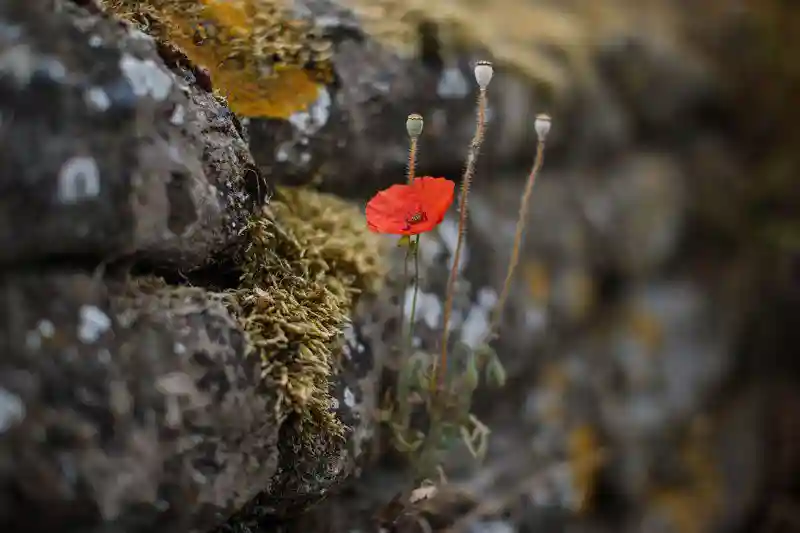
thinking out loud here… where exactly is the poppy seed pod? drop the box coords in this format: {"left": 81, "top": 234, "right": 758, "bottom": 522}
{"left": 406, "top": 113, "right": 424, "bottom": 138}
{"left": 474, "top": 60, "right": 493, "bottom": 89}
{"left": 534, "top": 113, "right": 551, "bottom": 141}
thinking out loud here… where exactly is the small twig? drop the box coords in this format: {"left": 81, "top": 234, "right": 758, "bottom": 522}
{"left": 488, "top": 114, "right": 551, "bottom": 338}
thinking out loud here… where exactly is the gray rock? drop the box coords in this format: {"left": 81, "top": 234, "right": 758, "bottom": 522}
{"left": 245, "top": 0, "right": 542, "bottom": 194}
{"left": 0, "top": 273, "right": 380, "bottom": 532}
{"left": 0, "top": 0, "right": 264, "bottom": 270}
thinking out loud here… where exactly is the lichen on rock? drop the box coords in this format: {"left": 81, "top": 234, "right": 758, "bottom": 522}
{"left": 226, "top": 186, "right": 387, "bottom": 437}
{"left": 104, "top": 0, "right": 334, "bottom": 117}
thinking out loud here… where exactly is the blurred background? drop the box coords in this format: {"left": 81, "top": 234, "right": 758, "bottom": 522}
{"left": 289, "top": 0, "right": 800, "bottom": 532}
{"left": 3, "top": 1, "right": 799, "bottom": 532}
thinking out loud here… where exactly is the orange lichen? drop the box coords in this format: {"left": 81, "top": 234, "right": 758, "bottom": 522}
{"left": 650, "top": 417, "right": 721, "bottom": 533}
{"left": 341, "top": 0, "right": 684, "bottom": 91}
{"left": 567, "top": 424, "right": 604, "bottom": 513}
{"left": 628, "top": 309, "right": 665, "bottom": 355}
{"left": 105, "top": 0, "right": 333, "bottom": 118}
{"left": 524, "top": 261, "right": 551, "bottom": 303}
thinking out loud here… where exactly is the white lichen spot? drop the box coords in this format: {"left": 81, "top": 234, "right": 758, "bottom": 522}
{"left": 126, "top": 28, "right": 155, "bottom": 43}
{"left": 404, "top": 290, "right": 442, "bottom": 330}
{"left": 120, "top": 55, "right": 173, "bottom": 101}
{"left": 26, "top": 319, "right": 55, "bottom": 350}
{"left": 461, "top": 307, "right": 490, "bottom": 348}
{"left": 170, "top": 104, "right": 185, "bottom": 125}
{"left": 476, "top": 287, "right": 498, "bottom": 308}
{"left": 471, "top": 521, "right": 515, "bottom": 533}
{"left": 0, "top": 44, "right": 36, "bottom": 85}
{"left": 1, "top": 43, "right": 66, "bottom": 85}
{"left": 524, "top": 306, "right": 547, "bottom": 332}
{"left": 155, "top": 372, "right": 197, "bottom": 396}
{"left": 26, "top": 318, "right": 56, "bottom": 350}
{"left": 98, "top": 349, "right": 112, "bottom": 364}
{"left": 84, "top": 87, "right": 110, "bottom": 111}
{"left": 37, "top": 319, "right": 55, "bottom": 338}
{"left": 436, "top": 67, "right": 469, "bottom": 98}
{"left": 343, "top": 387, "right": 356, "bottom": 408}
{"left": 459, "top": 287, "right": 498, "bottom": 347}
{"left": 43, "top": 58, "right": 67, "bottom": 81}
{"left": 0, "top": 387, "right": 24, "bottom": 433}
{"left": 276, "top": 143, "right": 290, "bottom": 162}
{"left": 287, "top": 86, "right": 331, "bottom": 135}
{"left": 438, "top": 218, "right": 468, "bottom": 273}
{"left": 58, "top": 156, "right": 100, "bottom": 204}
{"left": 342, "top": 325, "right": 356, "bottom": 345}
{"left": 25, "top": 331, "right": 41, "bottom": 351}
{"left": 78, "top": 305, "right": 111, "bottom": 343}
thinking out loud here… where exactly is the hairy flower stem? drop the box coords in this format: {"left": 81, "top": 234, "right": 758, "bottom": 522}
{"left": 436, "top": 88, "right": 488, "bottom": 390}
{"left": 407, "top": 137, "right": 418, "bottom": 184}
{"left": 489, "top": 140, "right": 546, "bottom": 337}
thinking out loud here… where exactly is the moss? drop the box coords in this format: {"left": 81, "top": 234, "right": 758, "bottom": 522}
{"left": 226, "top": 187, "right": 387, "bottom": 436}
{"left": 103, "top": 0, "right": 333, "bottom": 118}
{"left": 340, "top": 0, "right": 680, "bottom": 91}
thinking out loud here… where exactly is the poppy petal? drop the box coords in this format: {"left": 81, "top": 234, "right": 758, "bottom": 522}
{"left": 413, "top": 177, "right": 455, "bottom": 223}
{"left": 366, "top": 184, "right": 415, "bottom": 234}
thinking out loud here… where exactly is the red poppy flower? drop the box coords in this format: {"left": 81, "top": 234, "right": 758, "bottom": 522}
{"left": 366, "top": 177, "right": 455, "bottom": 235}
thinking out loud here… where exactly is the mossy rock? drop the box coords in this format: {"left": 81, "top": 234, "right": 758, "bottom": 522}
{"left": 0, "top": 187, "right": 389, "bottom": 533}
{"left": 226, "top": 186, "right": 386, "bottom": 437}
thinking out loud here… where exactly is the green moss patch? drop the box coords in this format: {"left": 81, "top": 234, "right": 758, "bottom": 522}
{"left": 226, "top": 187, "right": 387, "bottom": 436}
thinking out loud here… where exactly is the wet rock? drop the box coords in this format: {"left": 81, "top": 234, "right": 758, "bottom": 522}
{"left": 0, "top": 272, "right": 381, "bottom": 533}
{"left": 0, "top": 0, "right": 264, "bottom": 270}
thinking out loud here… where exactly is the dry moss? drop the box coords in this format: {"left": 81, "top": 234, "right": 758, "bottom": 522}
{"left": 227, "top": 187, "right": 387, "bottom": 435}
{"left": 341, "top": 0, "right": 683, "bottom": 91}
{"left": 104, "top": 0, "right": 333, "bottom": 118}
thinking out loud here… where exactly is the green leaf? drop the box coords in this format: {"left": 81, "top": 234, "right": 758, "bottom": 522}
{"left": 397, "top": 235, "right": 411, "bottom": 247}
{"left": 473, "top": 343, "right": 497, "bottom": 368}
{"left": 463, "top": 349, "right": 479, "bottom": 391}
{"left": 485, "top": 355, "right": 507, "bottom": 388}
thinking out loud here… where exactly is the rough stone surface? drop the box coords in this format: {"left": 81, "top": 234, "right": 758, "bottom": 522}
{"left": 0, "top": 272, "right": 381, "bottom": 533}
{"left": 244, "top": 0, "right": 546, "bottom": 194}
{"left": 0, "top": 0, "right": 264, "bottom": 270}
{"left": 241, "top": 0, "right": 718, "bottom": 196}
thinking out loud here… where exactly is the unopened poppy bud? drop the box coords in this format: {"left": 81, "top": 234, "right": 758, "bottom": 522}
{"left": 474, "top": 60, "right": 493, "bottom": 89}
{"left": 406, "top": 113, "right": 423, "bottom": 138}
{"left": 534, "top": 113, "right": 551, "bottom": 141}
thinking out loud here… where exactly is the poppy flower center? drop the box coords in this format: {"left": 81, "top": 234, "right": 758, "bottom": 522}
{"left": 406, "top": 211, "right": 427, "bottom": 225}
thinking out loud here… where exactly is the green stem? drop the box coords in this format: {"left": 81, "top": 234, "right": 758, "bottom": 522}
{"left": 406, "top": 235, "right": 421, "bottom": 356}
{"left": 399, "top": 246, "right": 410, "bottom": 350}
